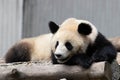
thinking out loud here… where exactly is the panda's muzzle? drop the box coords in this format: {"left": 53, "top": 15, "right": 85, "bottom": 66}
{"left": 57, "top": 56, "right": 71, "bottom": 63}
{"left": 55, "top": 54, "right": 72, "bottom": 63}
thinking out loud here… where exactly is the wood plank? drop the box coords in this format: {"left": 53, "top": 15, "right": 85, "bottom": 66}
{"left": 0, "top": 61, "right": 119, "bottom": 80}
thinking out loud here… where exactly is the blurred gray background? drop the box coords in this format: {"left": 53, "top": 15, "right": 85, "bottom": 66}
{"left": 0, "top": 0, "right": 120, "bottom": 57}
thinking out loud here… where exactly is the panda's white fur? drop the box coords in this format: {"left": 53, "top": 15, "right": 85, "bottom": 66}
{"left": 30, "top": 33, "right": 52, "bottom": 61}
{"left": 61, "top": 18, "right": 98, "bottom": 42}
{"left": 5, "top": 33, "right": 53, "bottom": 63}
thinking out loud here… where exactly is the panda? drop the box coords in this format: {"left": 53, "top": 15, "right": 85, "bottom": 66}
{"left": 5, "top": 33, "right": 53, "bottom": 63}
{"left": 49, "top": 18, "right": 117, "bottom": 69}
{"left": 5, "top": 18, "right": 117, "bottom": 69}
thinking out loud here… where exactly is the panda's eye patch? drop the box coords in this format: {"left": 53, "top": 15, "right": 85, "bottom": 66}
{"left": 55, "top": 41, "right": 59, "bottom": 49}
{"left": 65, "top": 42, "right": 73, "bottom": 50}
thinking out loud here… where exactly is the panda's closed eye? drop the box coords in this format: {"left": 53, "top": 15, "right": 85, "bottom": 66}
{"left": 55, "top": 41, "right": 59, "bottom": 49}
{"left": 65, "top": 42, "right": 73, "bottom": 50}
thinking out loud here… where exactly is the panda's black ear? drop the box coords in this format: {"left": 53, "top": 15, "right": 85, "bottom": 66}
{"left": 78, "top": 23, "right": 92, "bottom": 35}
{"left": 49, "top": 21, "right": 59, "bottom": 34}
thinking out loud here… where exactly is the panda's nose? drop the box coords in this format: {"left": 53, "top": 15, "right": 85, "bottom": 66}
{"left": 55, "top": 54, "right": 62, "bottom": 58}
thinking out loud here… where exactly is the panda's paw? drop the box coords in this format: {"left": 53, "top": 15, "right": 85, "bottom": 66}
{"left": 80, "top": 61, "right": 92, "bottom": 69}
{"left": 81, "top": 64, "right": 91, "bottom": 69}
{"left": 91, "top": 53, "right": 108, "bottom": 62}
{"left": 93, "top": 57, "right": 106, "bottom": 62}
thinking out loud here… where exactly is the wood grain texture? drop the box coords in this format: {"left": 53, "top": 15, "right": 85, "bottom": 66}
{"left": 0, "top": 61, "right": 118, "bottom": 80}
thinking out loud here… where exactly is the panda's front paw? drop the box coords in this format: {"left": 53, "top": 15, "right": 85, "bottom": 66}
{"left": 92, "top": 54, "right": 108, "bottom": 62}
{"left": 81, "top": 64, "right": 91, "bottom": 69}
{"left": 80, "top": 60, "right": 93, "bottom": 69}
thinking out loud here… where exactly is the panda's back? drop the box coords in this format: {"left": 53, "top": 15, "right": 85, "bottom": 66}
{"left": 5, "top": 33, "right": 53, "bottom": 63}
{"left": 31, "top": 33, "right": 53, "bottom": 61}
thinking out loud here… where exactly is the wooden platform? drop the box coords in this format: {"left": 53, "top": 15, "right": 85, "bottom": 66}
{"left": 0, "top": 53, "right": 119, "bottom": 80}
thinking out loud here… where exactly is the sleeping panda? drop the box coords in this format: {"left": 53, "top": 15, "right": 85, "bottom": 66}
{"left": 5, "top": 18, "right": 117, "bottom": 69}
{"left": 49, "top": 18, "right": 117, "bottom": 68}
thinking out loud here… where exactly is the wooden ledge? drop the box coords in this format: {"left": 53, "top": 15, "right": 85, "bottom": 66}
{"left": 0, "top": 53, "right": 119, "bottom": 80}
{"left": 0, "top": 61, "right": 119, "bottom": 80}
{"left": 117, "top": 53, "right": 120, "bottom": 64}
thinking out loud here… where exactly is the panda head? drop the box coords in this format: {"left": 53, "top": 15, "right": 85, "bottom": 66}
{"left": 49, "top": 18, "right": 98, "bottom": 63}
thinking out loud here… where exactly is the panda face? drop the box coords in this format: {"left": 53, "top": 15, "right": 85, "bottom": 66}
{"left": 49, "top": 18, "right": 98, "bottom": 63}
{"left": 51, "top": 31, "right": 88, "bottom": 63}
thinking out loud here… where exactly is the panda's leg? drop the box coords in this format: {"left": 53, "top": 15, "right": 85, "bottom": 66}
{"left": 61, "top": 54, "right": 93, "bottom": 69}
{"left": 91, "top": 45, "right": 117, "bottom": 63}
{"left": 5, "top": 42, "right": 31, "bottom": 63}
{"left": 74, "top": 54, "right": 93, "bottom": 69}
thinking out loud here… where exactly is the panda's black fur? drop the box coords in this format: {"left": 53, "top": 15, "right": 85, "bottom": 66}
{"left": 49, "top": 18, "right": 117, "bottom": 69}
{"left": 5, "top": 42, "right": 31, "bottom": 63}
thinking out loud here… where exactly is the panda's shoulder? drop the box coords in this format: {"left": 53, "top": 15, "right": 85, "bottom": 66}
{"left": 95, "top": 32, "right": 111, "bottom": 46}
